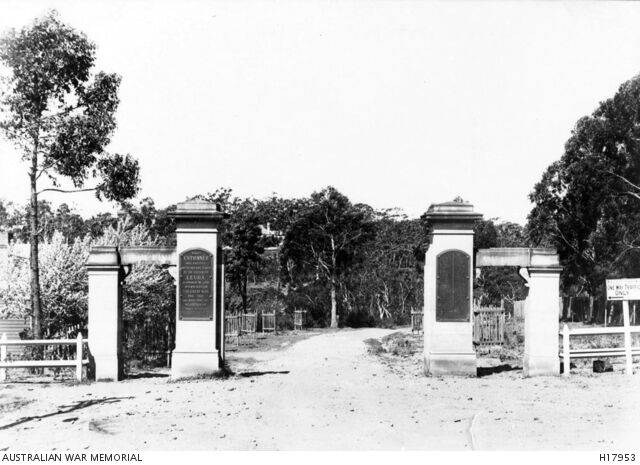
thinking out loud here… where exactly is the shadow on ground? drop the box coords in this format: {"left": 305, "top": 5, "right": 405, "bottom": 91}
{"left": 126, "top": 372, "right": 169, "bottom": 380}
{"left": 477, "top": 364, "right": 521, "bottom": 377}
{"left": 0, "top": 396, "right": 134, "bottom": 431}
{"left": 237, "top": 370, "right": 290, "bottom": 378}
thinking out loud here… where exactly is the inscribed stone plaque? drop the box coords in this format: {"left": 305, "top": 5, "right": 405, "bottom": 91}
{"left": 436, "top": 250, "right": 470, "bottom": 322}
{"left": 179, "top": 248, "right": 214, "bottom": 320}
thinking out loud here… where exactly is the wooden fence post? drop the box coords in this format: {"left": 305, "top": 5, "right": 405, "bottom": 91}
{"left": 562, "top": 324, "right": 570, "bottom": 377}
{"left": 623, "top": 300, "right": 633, "bottom": 376}
{"left": 0, "top": 333, "right": 6, "bottom": 382}
{"left": 76, "top": 333, "right": 83, "bottom": 382}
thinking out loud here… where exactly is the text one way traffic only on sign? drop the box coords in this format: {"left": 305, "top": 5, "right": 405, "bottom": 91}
{"left": 606, "top": 278, "right": 640, "bottom": 301}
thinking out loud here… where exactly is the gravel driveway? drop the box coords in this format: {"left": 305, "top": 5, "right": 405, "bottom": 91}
{"left": 1, "top": 327, "right": 639, "bottom": 450}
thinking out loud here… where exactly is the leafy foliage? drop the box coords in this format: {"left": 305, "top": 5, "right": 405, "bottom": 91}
{"left": 200, "top": 189, "right": 266, "bottom": 313}
{"left": 528, "top": 73, "right": 640, "bottom": 296}
{"left": 0, "top": 11, "right": 140, "bottom": 338}
{"left": 343, "top": 210, "right": 427, "bottom": 327}
{"left": 280, "top": 186, "right": 376, "bottom": 327}
{"left": 0, "top": 12, "right": 139, "bottom": 199}
{"left": 0, "top": 185, "right": 534, "bottom": 338}
{"left": 118, "top": 197, "right": 176, "bottom": 245}
{"left": 473, "top": 219, "right": 529, "bottom": 306}
{"left": 0, "top": 200, "right": 88, "bottom": 242}
{"left": 0, "top": 232, "right": 89, "bottom": 335}
{"left": 225, "top": 203, "right": 264, "bottom": 312}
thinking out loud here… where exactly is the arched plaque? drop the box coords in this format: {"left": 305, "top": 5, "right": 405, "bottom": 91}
{"left": 179, "top": 248, "right": 214, "bottom": 320}
{"left": 436, "top": 250, "right": 470, "bottom": 322}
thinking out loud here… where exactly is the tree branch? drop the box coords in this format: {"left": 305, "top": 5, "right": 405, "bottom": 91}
{"left": 43, "top": 102, "right": 85, "bottom": 121}
{"left": 37, "top": 187, "right": 96, "bottom": 195}
{"left": 35, "top": 165, "right": 53, "bottom": 181}
{"left": 553, "top": 224, "right": 595, "bottom": 264}
{"left": 599, "top": 169, "right": 640, "bottom": 193}
{"left": 623, "top": 191, "right": 640, "bottom": 201}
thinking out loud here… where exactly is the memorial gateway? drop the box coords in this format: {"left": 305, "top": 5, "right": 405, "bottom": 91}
{"left": 4, "top": 3, "right": 640, "bottom": 454}
{"left": 86, "top": 197, "right": 562, "bottom": 380}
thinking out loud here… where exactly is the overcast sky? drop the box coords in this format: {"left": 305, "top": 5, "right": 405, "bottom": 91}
{"left": 1, "top": 1, "right": 640, "bottom": 224}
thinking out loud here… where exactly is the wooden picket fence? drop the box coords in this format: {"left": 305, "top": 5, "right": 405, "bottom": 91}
{"left": 411, "top": 310, "right": 423, "bottom": 334}
{"left": 473, "top": 305, "right": 506, "bottom": 346}
{"left": 294, "top": 310, "right": 306, "bottom": 330}
{"left": 224, "top": 313, "right": 257, "bottom": 346}
{"left": 44, "top": 323, "right": 84, "bottom": 339}
{"left": 241, "top": 313, "right": 257, "bottom": 340}
{"left": 262, "top": 311, "right": 277, "bottom": 333}
{"left": 513, "top": 300, "right": 525, "bottom": 319}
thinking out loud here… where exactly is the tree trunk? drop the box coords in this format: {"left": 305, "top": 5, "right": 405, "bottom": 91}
{"left": 329, "top": 236, "right": 338, "bottom": 328}
{"left": 241, "top": 274, "right": 247, "bottom": 313}
{"left": 330, "top": 278, "right": 338, "bottom": 328}
{"left": 29, "top": 151, "right": 42, "bottom": 339}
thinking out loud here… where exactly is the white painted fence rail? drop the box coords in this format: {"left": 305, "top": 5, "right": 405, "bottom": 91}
{"left": 0, "top": 332, "right": 88, "bottom": 382}
{"left": 560, "top": 324, "right": 640, "bottom": 376}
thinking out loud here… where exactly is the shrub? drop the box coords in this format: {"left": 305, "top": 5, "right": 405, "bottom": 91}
{"left": 0, "top": 232, "right": 90, "bottom": 335}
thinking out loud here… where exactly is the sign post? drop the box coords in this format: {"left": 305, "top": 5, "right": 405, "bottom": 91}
{"left": 606, "top": 278, "right": 638, "bottom": 375}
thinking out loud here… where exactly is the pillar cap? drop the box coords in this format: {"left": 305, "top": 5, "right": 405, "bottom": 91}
{"left": 87, "top": 246, "right": 120, "bottom": 268}
{"left": 425, "top": 198, "right": 482, "bottom": 227}
{"left": 170, "top": 199, "right": 228, "bottom": 222}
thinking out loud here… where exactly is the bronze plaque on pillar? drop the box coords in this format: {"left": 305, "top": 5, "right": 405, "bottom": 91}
{"left": 436, "top": 250, "right": 470, "bottom": 322}
{"left": 179, "top": 248, "right": 214, "bottom": 320}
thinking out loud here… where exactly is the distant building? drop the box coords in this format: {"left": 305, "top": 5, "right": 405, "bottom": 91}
{"left": 259, "top": 223, "right": 283, "bottom": 240}
{"left": 259, "top": 223, "right": 284, "bottom": 257}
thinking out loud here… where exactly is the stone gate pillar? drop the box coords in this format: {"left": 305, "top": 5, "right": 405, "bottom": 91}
{"left": 171, "top": 200, "right": 225, "bottom": 379}
{"left": 523, "top": 265, "right": 562, "bottom": 377}
{"left": 424, "top": 200, "right": 482, "bottom": 376}
{"left": 87, "top": 246, "right": 123, "bottom": 381}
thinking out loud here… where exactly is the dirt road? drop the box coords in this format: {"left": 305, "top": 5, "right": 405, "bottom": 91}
{"left": 1, "top": 328, "right": 639, "bottom": 450}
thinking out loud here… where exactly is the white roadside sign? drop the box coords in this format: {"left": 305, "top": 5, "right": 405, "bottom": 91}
{"left": 606, "top": 278, "right": 640, "bottom": 300}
